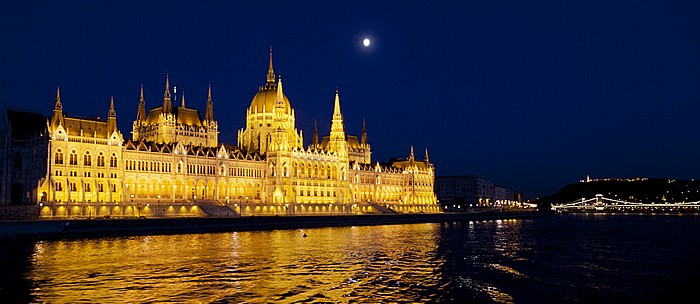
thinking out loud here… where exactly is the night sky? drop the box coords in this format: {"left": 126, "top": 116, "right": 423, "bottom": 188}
{"left": 1, "top": 0, "right": 699, "bottom": 197}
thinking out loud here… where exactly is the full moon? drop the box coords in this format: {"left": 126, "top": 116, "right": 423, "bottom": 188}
{"left": 363, "top": 38, "right": 371, "bottom": 47}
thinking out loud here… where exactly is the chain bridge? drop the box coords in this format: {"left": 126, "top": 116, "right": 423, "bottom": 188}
{"left": 551, "top": 194, "right": 700, "bottom": 212}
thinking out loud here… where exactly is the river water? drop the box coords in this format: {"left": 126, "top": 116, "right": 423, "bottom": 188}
{"left": 1, "top": 213, "right": 699, "bottom": 303}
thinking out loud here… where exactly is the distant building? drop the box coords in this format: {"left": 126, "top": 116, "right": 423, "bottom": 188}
{"left": 435, "top": 175, "right": 524, "bottom": 210}
{"left": 0, "top": 108, "right": 49, "bottom": 205}
{"left": 0, "top": 50, "right": 441, "bottom": 217}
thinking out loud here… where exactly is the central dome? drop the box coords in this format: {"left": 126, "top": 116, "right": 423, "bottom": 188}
{"left": 249, "top": 83, "right": 292, "bottom": 115}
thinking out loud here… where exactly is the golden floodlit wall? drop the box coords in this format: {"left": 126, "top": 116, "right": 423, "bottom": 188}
{"left": 35, "top": 51, "right": 440, "bottom": 218}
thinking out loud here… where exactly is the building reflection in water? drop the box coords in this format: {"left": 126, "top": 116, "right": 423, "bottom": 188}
{"left": 18, "top": 224, "right": 454, "bottom": 303}
{"left": 4, "top": 220, "right": 539, "bottom": 303}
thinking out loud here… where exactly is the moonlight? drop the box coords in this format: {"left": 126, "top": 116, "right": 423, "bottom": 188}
{"left": 363, "top": 38, "right": 371, "bottom": 47}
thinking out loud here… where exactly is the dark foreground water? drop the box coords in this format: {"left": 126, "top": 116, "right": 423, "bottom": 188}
{"left": 2, "top": 213, "right": 699, "bottom": 303}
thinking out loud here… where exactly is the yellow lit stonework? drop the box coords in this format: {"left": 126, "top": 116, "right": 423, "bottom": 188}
{"left": 36, "top": 51, "right": 440, "bottom": 218}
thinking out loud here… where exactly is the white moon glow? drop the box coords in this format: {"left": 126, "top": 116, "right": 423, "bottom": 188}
{"left": 363, "top": 38, "right": 371, "bottom": 47}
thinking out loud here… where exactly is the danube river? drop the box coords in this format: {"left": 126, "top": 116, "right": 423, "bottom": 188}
{"left": 2, "top": 213, "right": 699, "bottom": 303}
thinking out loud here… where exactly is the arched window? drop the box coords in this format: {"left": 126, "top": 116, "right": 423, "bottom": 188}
{"left": 83, "top": 151, "right": 91, "bottom": 166}
{"left": 110, "top": 154, "right": 118, "bottom": 167}
{"left": 69, "top": 151, "right": 78, "bottom": 165}
{"left": 97, "top": 152, "right": 105, "bottom": 167}
{"left": 55, "top": 149, "right": 64, "bottom": 164}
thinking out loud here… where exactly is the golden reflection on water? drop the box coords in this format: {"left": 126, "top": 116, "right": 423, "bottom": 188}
{"left": 28, "top": 224, "right": 447, "bottom": 303}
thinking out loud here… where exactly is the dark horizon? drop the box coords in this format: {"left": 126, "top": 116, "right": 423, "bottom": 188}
{"left": 2, "top": 0, "right": 698, "bottom": 197}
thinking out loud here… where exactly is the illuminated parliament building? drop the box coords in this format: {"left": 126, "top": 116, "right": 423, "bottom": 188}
{"left": 0, "top": 52, "right": 440, "bottom": 218}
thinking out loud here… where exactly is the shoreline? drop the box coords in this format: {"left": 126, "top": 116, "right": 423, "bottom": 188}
{"left": 0, "top": 211, "right": 548, "bottom": 241}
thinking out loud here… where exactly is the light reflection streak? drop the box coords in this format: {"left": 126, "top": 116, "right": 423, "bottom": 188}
{"left": 24, "top": 224, "right": 445, "bottom": 303}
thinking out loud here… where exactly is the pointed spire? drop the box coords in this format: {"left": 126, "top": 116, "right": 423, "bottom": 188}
{"left": 425, "top": 147, "right": 429, "bottom": 163}
{"left": 409, "top": 145, "right": 415, "bottom": 160}
{"left": 107, "top": 96, "right": 117, "bottom": 134}
{"left": 181, "top": 92, "right": 186, "bottom": 108}
{"left": 205, "top": 83, "right": 214, "bottom": 122}
{"left": 164, "top": 73, "right": 171, "bottom": 98}
{"left": 329, "top": 87, "right": 347, "bottom": 156}
{"left": 312, "top": 118, "right": 319, "bottom": 147}
{"left": 51, "top": 86, "right": 64, "bottom": 129}
{"left": 208, "top": 83, "right": 212, "bottom": 100}
{"left": 108, "top": 96, "right": 116, "bottom": 117}
{"left": 361, "top": 118, "right": 368, "bottom": 146}
{"left": 136, "top": 84, "right": 146, "bottom": 122}
{"left": 267, "top": 46, "right": 276, "bottom": 84}
{"left": 163, "top": 72, "right": 172, "bottom": 113}
{"left": 275, "top": 76, "right": 284, "bottom": 108}
{"left": 333, "top": 88, "right": 342, "bottom": 118}
{"left": 54, "top": 86, "right": 62, "bottom": 110}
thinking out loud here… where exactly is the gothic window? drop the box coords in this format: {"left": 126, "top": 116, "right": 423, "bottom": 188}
{"left": 84, "top": 151, "right": 91, "bottom": 166}
{"left": 55, "top": 182, "right": 63, "bottom": 191}
{"left": 97, "top": 153, "right": 105, "bottom": 167}
{"left": 111, "top": 183, "right": 117, "bottom": 192}
{"left": 69, "top": 151, "right": 78, "bottom": 165}
{"left": 84, "top": 183, "right": 91, "bottom": 192}
{"left": 98, "top": 183, "right": 104, "bottom": 192}
{"left": 69, "top": 182, "right": 77, "bottom": 192}
{"left": 55, "top": 149, "right": 64, "bottom": 164}
{"left": 110, "top": 154, "right": 118, "bottom": 167}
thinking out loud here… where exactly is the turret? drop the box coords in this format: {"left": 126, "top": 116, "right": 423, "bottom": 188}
{"left": 204, "top": 84, "right": 214, "bottom": 123}
{"left": 275, "top": 76, "right": 285, "bottom": 110}
{"left": 269, "top": 76, "right": 290, "bottom": 152}
{"left": 312, "top": 118, "right": 319, "bottom": 148}
{"left": 163, "top": 73, "right": 172, "bottom": 113}
{"left": 50, "top": 86, "right": 64, "bottom": 129}
{"left": 136, "top": 84, "right": 146, "bottom": 123}
{"left": 329, "top": 88, "right": 347, "bottom": 157}
{"left": 107, "top": 96, "right": 117, "bottom": 135}
{"left": 361, "top": 118, "right": 368, "bottom": 147}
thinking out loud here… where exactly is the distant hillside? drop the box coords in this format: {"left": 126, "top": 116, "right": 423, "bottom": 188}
{"left": 535, "top": 178, "right": 700, "bottom": 209}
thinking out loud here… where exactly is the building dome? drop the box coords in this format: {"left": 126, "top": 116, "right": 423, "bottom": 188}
{"left": 249, "top": 83, "right": 292, "bottom": 115}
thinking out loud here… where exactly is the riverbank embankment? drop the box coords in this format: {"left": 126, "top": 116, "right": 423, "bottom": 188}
{"left": 0, "top": 211, "right": 549, "bottom": 241}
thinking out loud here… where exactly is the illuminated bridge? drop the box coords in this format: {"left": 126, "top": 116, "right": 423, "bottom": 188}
{"left": 551, "top": 194, "right": 700, "bottom": 212}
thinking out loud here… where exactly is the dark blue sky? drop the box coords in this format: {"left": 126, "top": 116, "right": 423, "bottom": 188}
{"left": 1, "top": 0, "right": 699, "bottom": 197}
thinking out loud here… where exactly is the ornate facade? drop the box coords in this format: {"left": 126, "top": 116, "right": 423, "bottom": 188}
{"left": 29, "top": 51, "right": 440, "bottom": 218}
